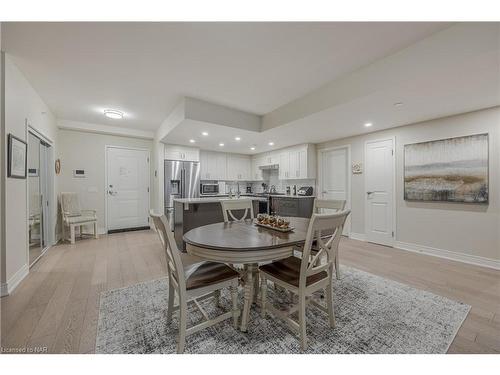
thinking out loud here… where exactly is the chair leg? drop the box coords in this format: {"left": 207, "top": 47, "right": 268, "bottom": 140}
{"left": 80, "top": 225, "right": 83, "bottom": 238}
{"left": 166, "top": 278, "right": 175, "bottom": 325}
{"left": 326, "top": 275, "right": 336, "bottom": 328}
{"left": 94, "top": 222, "right": 98, "bottom": 239}
{"left": 177, "top": 298, "right": 187, "bottom": 354}
{"left": 335, "top": 252, "right": 341, "bottom": 280}
{"left": 298, "top": 294, "right": 307, "bottom": 351}
{"left": 70, "top": 225, "right": 76, "bottom": 244}
{"left": 62, "top": 221, "right": 65, "bottom": 242}
{"left": 230, "top": 284, "right": 239, "bottom": 329}
{"left": 260, "top": 276, "right": 267, "bottom": 318}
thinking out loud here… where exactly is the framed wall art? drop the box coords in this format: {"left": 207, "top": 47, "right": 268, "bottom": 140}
{"left": 404, "top": 133, "right": 488, "bottom": 203}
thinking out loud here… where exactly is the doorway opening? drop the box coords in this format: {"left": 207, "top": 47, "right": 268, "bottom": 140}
{"left": 317, "top": 145, "right": 351, "bottom": 236}
{"left": 105, "top": 146, "right": 150, "bottom": 233}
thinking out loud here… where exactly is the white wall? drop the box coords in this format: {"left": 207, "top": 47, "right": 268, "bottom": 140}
{"left": 3, "top": 55, "right": 58, "bottom": 293}
{"left": 57, "top": 129, "right": 153, "bottom": 233}
{"left": 317, "top": 106, "right": 500, "bottom": 264}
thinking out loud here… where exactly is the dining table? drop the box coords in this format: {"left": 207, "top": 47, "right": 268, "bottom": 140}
{"left": 183, "top": 216, "right": 311, "bottom": 332}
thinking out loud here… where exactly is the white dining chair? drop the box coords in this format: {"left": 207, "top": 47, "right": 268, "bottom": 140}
{"left": 313, "top": 198, "right": 346, "bottom": 213}
{"left": 311, "top": 199, "right": 346, "bottom": 279}
{"left": 150, "top": 212, "right": 240, "bottom": 354}
{"left": 259, "top": 209, "right": 350, "bottom": 350}
{"left": 220, "top": 199, "right": 255, "bottom": 222}
{"left": 60, "top": 192, "right": 98, "bottom": 244}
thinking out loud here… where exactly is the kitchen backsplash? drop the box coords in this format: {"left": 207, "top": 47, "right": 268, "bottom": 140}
{"left": 220, "top": 170, "right": 316, "bottom": 195}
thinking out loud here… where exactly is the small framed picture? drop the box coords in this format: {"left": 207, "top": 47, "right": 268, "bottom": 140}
{"left": 7, "top": 134, "right": 27, "bottom": 179}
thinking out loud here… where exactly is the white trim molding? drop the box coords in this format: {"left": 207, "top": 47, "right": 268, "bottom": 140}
{"left": 5, "top": 263, "right": 29, "bottom": 295}
{"left": 349, "top": 232, "right": 366, "bottom": 242}
{"left": 0, "top": 283, "right": 8, "bottom": 297}
{"left": 395, "top": 241, "right": 500, "bottom": 270}
{"left": 58, "top": 119, "right": 154, "bottom": 140}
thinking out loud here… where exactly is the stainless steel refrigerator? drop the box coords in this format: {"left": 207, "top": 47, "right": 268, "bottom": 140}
{"left": 164, "top": 160, "right": 200, "bottom": 230}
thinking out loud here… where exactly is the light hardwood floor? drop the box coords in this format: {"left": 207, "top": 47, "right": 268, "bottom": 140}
{"left": 1, "top": 230, "right": 499, "bottom": 353}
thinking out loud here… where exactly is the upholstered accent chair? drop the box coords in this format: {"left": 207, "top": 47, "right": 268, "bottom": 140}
{"left": 259, "top": 209, "right": 350, "bottom": 350}
{"left": 60, "top": 192, "right": 98, "bottom": 244}
{"left": 150, "top": 211, "right": 240, "bottom": 354}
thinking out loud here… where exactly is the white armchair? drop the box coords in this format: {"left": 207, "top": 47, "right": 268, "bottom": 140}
{"left": 60, "top": 192, "right": 98, "bottom": 244}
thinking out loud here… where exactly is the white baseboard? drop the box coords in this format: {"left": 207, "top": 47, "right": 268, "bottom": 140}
{"left": 394, "top": 241, "right": 500, "bottom": 270}
{"left": 0, "top": 282, "right": 8, "bottom": 297}
{"left": 349, "top": 232, "right": 366, "bottom": 241}
{"left": 5, "top": 263, "right": 29, "bottom": 295}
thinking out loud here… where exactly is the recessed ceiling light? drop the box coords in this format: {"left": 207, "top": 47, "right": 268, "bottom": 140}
{"left": 189, "top": 139, "right": 195, "bottom": 143}
{"left": 250, "top": 146, "right": 256, "bottom": 151}
{"left": 364, "top": 122, "right": 373, "bottom": 128}
{"left": 202, "top": 132, "right": 208, "bottom": 136}
{"left": 219, "top": 143, "right": 224, "bottom": 147}
{"left": 394, "top": 102, "right": 403, "bottom": 107}
{"left": 104, "top": 109, "right": 123, "bottom": 119}
{"left": 235, "top": 136, "right": 241, "bottom": 141}
{"left": 268, "top": 142, "right": 274, "bottom": 146}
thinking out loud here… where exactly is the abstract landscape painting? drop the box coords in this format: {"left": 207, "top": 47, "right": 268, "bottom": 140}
{"left": 404, "top": 134, "right": 488, "bottom": 203}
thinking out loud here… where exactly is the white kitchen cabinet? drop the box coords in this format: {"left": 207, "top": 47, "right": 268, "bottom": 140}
{"left": 200, "top": 151, "right": 227, "bottom": 180}
{"left": 279, "top": 152, "right": 290, "bottom": 180}
{"left": 226, "top": 154, "right": 251, "bottom": 181}
{"left": 274, "top": 144, "right": 316, "bottom": 180}
{"left": 165, "top": 144, "right": 200, "bottom": 162}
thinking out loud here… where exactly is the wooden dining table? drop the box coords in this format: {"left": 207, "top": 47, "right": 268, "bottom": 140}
{"left": 183, "top": 217, "right": 311, "bottom": 332}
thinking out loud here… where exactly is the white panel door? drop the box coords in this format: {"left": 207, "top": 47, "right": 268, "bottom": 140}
{"left": 365, "top": 139, "right": 394, "bottom": 246}
{"left": 320, "top": 147, "right": 350, "bottom": 235}
{"left": 107, "top": 147, "right": 150, "bottom": 231}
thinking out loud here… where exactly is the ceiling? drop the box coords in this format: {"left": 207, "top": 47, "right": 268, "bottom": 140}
{"left": 3, "top": 22, "right": 451, "bottom": 131}
{"left": 165, "top": 23, "right": 500, "bottom": 154}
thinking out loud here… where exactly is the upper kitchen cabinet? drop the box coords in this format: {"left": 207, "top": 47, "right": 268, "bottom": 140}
{"left": 200, "top": 150, "right": 227, "bottom": 180}
{"left": 278, "top": 144, "right": 316, "bottom": 180}
{"left": 165, "top": 144, "right": 200, "bottom": 162}
{"left": 226, "top": 154, "right": 251, "bottom": 181}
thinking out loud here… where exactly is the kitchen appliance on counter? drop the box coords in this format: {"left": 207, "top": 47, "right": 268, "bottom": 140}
{"left": 246, "top": 185, "right": 252, "bottom": 194}
{"left": 297, "top": 186, "right": 314, "bottom": 196}
{"left": 164, "top": 160, "right": 200, "bottom": 230}
{"left": 200, "top": 182, "right": 219, "bottom": 195}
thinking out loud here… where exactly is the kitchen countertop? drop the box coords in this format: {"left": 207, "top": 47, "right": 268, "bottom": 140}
{"left": 173, "top": 196, "right": 266, "bottom": 204}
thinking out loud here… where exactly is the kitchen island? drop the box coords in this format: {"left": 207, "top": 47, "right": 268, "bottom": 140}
{"left": 173, "top": 196, "right": 266, "bottom": 250}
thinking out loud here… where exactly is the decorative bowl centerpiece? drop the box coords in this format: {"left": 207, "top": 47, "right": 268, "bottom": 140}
{"left": 254, "top": 214, "right": 294, "bottom": 232}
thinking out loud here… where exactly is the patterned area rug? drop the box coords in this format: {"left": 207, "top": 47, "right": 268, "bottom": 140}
{"left": 95, "top": 266, "right": 470, "bottom": 354}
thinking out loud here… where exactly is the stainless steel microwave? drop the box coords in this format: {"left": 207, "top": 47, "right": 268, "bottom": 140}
{"left": 200, "top": 183, "right": 219, "bottom": 195}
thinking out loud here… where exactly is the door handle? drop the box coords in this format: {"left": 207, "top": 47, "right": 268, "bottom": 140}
{"left": 108, "top": 190, "right": 117, "bottom": 196}
{"left": 367, "top": 191, "right": 374, "bottom": 195}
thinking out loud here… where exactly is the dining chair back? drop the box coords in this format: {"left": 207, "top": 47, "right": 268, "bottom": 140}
{"left": 150, "top": 211, "right": 240, "bottom": 354}
{"left": 221, "top": 199, "right": 255, "bottom": 222}
{"left": 300, "top": 210, "right": 349, "bottom": 289}
{"left": 313, "top": 199, "right": 346, "bottom": 213}
{"left": 259, "top": 209, "right": 350, "bottom": 350}
{"left": 151, "top": 213, "right": 187, "bottom": 292}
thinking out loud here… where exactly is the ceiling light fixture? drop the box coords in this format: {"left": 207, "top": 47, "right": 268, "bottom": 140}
{"left": 364, "top": 122, "right": 373, "bottom": 128}
{"left": 202, "top": 132, "right": 209, "bottom": 136}
{"left": 268, "top": 142, "right": 274, "bottom": 146}
{"left": 219, "top": 143, "right": 225, "bottom": 147}
{"left": 104, "top": 109, "right": 123, "bottom": 120}
{"left": 394, "top": 102, "right": 404, "bottom": 107}
{"left": 189, "top": 139, "right": 195, "bottom": 143}
{"left": 235, "top": 136, "right": 241, "bottom": 141}
{"left": 250, "top": 146, "right": 256, "bottom": 151}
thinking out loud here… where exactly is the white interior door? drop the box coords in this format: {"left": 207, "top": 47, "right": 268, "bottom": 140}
{"left": 106, "top": 147, "right": 150, "bottom": 232}
{"left": 365, "top": 138, "right": 394, "bottom": 246}
{"left": 319, "top": 147, "right": 350, "bottom": 235}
